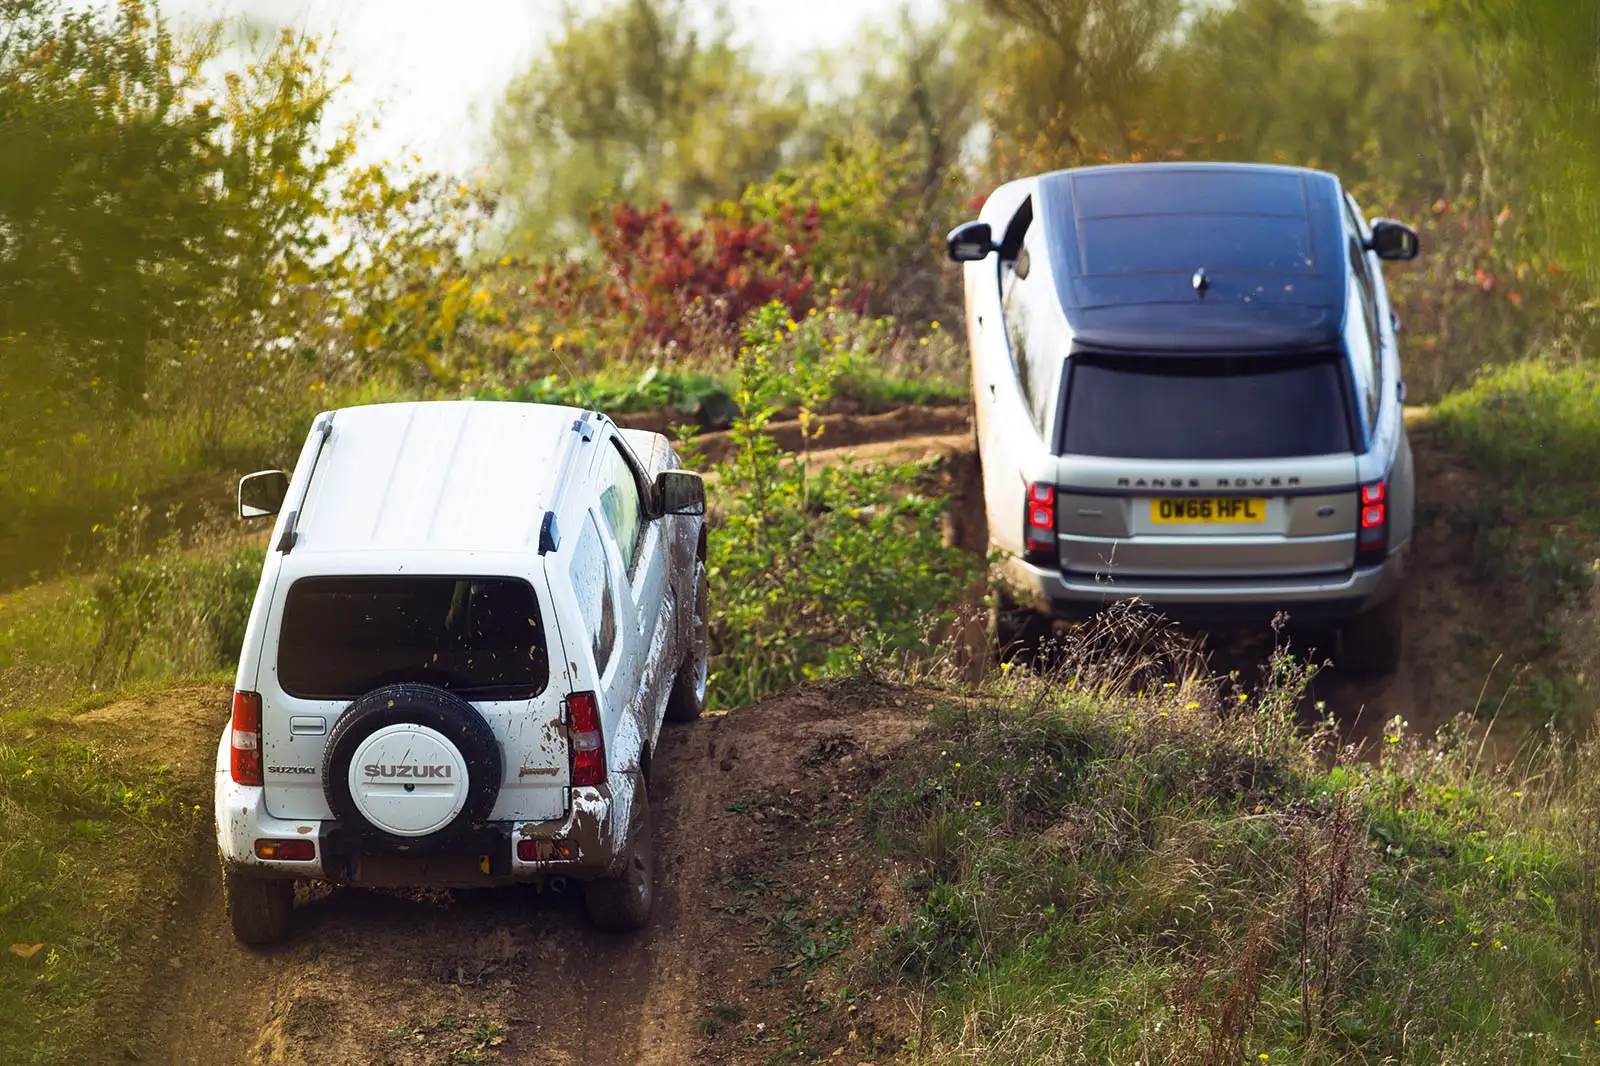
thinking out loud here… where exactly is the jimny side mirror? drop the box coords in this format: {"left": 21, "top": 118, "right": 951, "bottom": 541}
{"left": 238, "top": 469, "right": 289, "bottom": 519}
{"left": 655, "top": 470, "right": 706, "bottom": 517}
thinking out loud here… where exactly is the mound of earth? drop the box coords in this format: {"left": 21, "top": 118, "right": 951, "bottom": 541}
{"left": 98, "top": 684, "right": 925, "bottom": 1066}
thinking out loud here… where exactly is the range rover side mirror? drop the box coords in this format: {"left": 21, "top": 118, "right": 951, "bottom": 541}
{"left": 655, "top": 470, "right": 706, "bottom": 517}
{"left": 1367, "top": 219, "right": 1420, "bottom": 261}
{"left": 238, "top": 470, "right": 289, "bottom": 519}
{"left": 946, "top": 221, "right": 996, "bottom": 263}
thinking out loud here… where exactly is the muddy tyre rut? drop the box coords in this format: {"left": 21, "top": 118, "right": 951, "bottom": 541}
{"left": 126, "top": 690, "right": 915, "bottom": 1066}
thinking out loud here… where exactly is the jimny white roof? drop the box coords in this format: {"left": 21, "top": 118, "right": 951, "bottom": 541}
{"left": 289, "top": 400, "right": 584, "bottom": 556}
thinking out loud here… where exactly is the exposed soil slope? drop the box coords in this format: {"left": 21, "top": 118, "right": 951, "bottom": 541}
{"left": 75, "top": 686, "right": 921, "bottom": 1066}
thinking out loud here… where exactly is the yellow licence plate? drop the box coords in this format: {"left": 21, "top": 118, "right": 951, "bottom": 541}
{"left": 1151, "top": 497, "right": 1267, "bottom": 524}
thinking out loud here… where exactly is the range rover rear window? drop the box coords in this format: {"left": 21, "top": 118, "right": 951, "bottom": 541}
{"left": 1060, "top": 353, "right": 1354, "bottom": 460}
{"left": 277, "top": 576, "right": 549, "bottom": 700}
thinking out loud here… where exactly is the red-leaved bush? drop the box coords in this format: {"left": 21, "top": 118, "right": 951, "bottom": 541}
{"left": 530, "top": 201, "right": 823, "bottom": 356}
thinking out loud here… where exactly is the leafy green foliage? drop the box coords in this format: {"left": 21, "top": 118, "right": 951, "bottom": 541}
{"left": 0, "top": 1, "right": 360, "bottom": 405}
{"left": 1, "top": 0, "right": 228, "bottom": 403}
{"left": 706, "top": 304, "right": 978, "bottom": 707}
{"left": 479, "top": 366, "right": 735, "bottom": 417}
{"left": 0, "top": 2, "right": 495, "bottom": 580}
{"left": 741, "top": 137, "right": 960, "bottom": 325}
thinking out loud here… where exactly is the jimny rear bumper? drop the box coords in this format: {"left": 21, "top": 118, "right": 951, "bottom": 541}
{"left": 213, "top": 731, "right": 635, "bottom": 884}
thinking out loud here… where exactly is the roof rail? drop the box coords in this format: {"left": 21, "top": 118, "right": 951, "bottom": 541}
{"left": 276, "top": 412, "right": 335, "bottom": 554}
{"left": 538, "top": 410, "right": 599, "bottom": 555}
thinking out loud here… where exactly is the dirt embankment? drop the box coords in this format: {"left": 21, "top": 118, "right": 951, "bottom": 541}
{"left": 64, "top": 401, "right": 1528, "bottom": 1065}
{"left": 78, "top": 685, "right": 922, "bottom": 1066}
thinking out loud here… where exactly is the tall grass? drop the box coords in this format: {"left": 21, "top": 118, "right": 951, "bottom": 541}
{"left": 0, "top": 514, "right": 264, "bottom": 715}
{"left": 864, "top": 615, "right": 1600, "bottom": 1064}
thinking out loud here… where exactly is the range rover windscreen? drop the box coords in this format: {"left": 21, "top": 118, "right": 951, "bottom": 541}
{"left": 1058, "top": 352, "right": 1356, "bottom": 460}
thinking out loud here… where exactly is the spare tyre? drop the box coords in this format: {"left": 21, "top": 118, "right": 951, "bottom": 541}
{"left": 321, "top": 683, "right": 502, "bottom": 849}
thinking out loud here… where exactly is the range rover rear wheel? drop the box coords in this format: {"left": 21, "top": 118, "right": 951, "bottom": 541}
{"left": 1339, "top": 597, "right": 1403, "bottom": 677}
{"left": 584, "top": 779, "right": 654, "bottom": 932}
{"left": 989, "top": 588, "right": 1052, "bottom": 665}
{"left": 225, "top": 869, "right": 294, "bottom": 946}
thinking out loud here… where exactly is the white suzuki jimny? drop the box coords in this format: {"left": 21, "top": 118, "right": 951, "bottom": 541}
{"left": 214, "top": 401, "right": 708, "bottom": 944}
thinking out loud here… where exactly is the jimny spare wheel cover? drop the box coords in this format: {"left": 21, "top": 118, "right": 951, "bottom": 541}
{"left": 346, "top": 723, "right": 471, "bottom": 838}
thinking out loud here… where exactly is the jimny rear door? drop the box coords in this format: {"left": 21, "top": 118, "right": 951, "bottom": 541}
{"left": 256, "top": 567, "right": 572, "bottom": 824}
{"left": 1051, "top": 351, "right": 1362, "bottom": 580}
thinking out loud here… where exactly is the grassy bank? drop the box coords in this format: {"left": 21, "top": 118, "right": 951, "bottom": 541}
{"left": 865, "top": 631, "right": 1600, "bottom": 1064}
{"left": 1428, "top": 359, "right": 1600, "bottom": 729}
{"left": 1433, "top": 358, "right": 1600, "bottom": 524}
{"left": 0, "top": 537, "right": 265, "bottom": 717}
{"left": 0, "top": 683, "right": 224, "bottom": 1065}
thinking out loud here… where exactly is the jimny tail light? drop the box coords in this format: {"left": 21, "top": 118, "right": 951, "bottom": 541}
{"left": 1356, "top": 479, "right": 1388, "bottom": 566}
{"left": 1024, "top": 483, "right": 1058, "bottom": 567}
{"left": 567, "top": 691, "right": 606, "bottom": 788}
{"left": 230, "top": 690, "right": 263, "bottom": 786}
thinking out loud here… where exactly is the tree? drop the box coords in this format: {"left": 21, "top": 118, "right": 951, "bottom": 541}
{"left": 490, "top": 0, "right": 804, "bottom": 254}
{"left": 1148, "top": 0, "right": 1480, "bottom": 203}
{"left": 794, "top": 4, "right": 993, "bottom": 199}
{"left": 977, "top": 0, "right": 1184, "bottom": 165}
{"left": 0, "top": 0, "right": 225, "bottom": 403}
{"left": 1442, "top": 0, "right": 1600, "bottom": 289}
{"left": 0, "top": 0, "right": 353, "bottom": 407}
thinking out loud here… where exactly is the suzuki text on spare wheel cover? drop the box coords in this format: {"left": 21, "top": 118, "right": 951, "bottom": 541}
{"left": 215, "top": 400, "right": 710, "bottom": 944}
{"left": 948, "top": 162, "right": 1420, "bottom": 676}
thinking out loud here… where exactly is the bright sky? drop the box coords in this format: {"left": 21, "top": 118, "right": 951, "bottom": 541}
{"left": 105, "top": 0, "right": 935, "bottom": 176}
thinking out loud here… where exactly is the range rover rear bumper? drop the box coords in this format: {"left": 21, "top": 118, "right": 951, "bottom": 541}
{"left": 999, "top": 548, "right": 1405, "bottom": 625}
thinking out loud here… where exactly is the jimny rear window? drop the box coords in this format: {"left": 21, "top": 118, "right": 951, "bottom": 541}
{"left": 277, "top": 576, "right": 549, "bottom": 700}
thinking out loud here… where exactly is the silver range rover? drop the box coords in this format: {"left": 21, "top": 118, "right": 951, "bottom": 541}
{"left": 948, "top": 163, "right": 1421, "bottom": 675}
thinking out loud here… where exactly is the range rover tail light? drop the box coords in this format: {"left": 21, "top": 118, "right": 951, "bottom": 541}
{"left": 1024, "top": 483, "right": 1058, "bottom": 567}
{"left": 1356, "top": 480, "right": 1388, "bottom": 566}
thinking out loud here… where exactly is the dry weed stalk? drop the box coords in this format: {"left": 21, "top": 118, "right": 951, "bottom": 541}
{"left": 1166, "top": 918, "right": 1274, "bottom": 1066}
{"left": 1294, "top": 790, "right": 1370, "bottom": 1043}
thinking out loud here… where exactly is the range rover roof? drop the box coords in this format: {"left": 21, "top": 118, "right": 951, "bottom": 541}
{"left": 1034, "top": 163, "right": 1350, "bottom": 353}
{"left": 290, "top": 401, "right": 584, "bottom": 556}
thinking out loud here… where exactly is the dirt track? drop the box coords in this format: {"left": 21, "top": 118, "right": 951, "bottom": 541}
{"left": 75, "top": 403, "right": 1509, "bottom": 1064}
{"left": 83, "top": 687, "right": 918, "bottom": 1066}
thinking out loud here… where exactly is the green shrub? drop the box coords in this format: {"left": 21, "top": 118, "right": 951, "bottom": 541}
{"left": 1434, "top": 358, "right": 1600, "bottom": 493}
{"left": 472, "top": 307, "right": 967, "bottom": 419}
{"left": 706, "top": 302, "right": 978, "bottom": 707}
